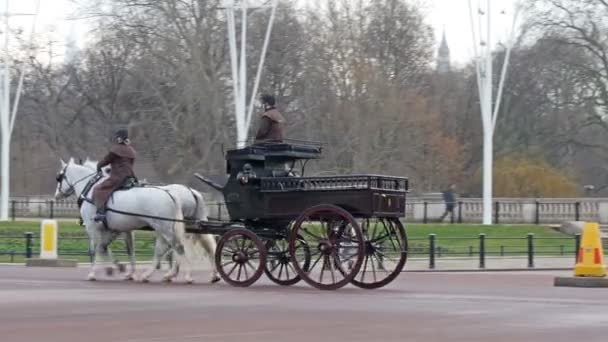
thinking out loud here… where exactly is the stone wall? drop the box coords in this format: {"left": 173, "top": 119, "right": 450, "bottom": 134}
{"left": 8, "top": 195, "right": 608, "bottom": 224}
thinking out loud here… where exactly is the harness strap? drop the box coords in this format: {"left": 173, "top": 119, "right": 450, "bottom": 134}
{"left": 78, "top": 174, "right": 102, "bottom": 209}
{"left": 79, "top": 193, "right": 198, "bottom": 224}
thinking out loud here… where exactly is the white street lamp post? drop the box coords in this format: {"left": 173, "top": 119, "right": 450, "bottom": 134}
{"left": 468, "top": 0, "right": 520, "bottom": 225}
{"left": 0, "top": 0, "right": 39, "bottom": 221}
{"left": 223, "top": 0, "right": 278, "bottom": 148}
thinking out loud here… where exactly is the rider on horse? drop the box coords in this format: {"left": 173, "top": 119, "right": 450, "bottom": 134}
{"left": 93, "top": 128, "right": 137, "bottom": 222}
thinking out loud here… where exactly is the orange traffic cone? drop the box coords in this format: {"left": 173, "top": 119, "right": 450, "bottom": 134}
{"left": 573, "top": 222, "right": 606, "bottom": 277}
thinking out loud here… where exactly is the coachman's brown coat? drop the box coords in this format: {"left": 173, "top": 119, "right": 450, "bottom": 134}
{"left": 255, "top": 108, "right": 285, "bottom": 143}
{"left": 93, "top": 143, "right": 137, "bottom": 207}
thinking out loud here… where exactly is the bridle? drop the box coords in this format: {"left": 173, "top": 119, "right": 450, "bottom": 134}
{"left": 55, "top": 165, "right": 98, "bottom": 198}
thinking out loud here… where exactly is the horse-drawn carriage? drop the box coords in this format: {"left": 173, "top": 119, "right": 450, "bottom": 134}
{"left": 56, "top": 140, "right": 408, "bottom": 290}
{"left": 191, "top": 140, "right": 409, "bottom": 290}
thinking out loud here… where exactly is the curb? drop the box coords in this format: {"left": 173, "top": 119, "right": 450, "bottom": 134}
{"left": 554, "top": 276, "right": 608, "bottom": 288}
{"left": 403, "top": 267, "right": 571, "bottom": 273}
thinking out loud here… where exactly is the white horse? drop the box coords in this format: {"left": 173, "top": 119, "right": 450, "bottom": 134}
{"left": 81, "top": 159, "right": 219, "bottom": 283}
{"left": 55, "top": 158, "right": 195, "bottom": 283}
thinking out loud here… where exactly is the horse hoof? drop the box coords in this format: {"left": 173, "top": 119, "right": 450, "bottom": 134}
{"left": 162, "top": 277, "right": 173, "bottom": 283}
{"left": 105, "top": 267, "right": 115, "bottom": 276}
{"left": 87, "top": 274, "right": 97, "bottom": 281}
{"left": 124, "top": 275, "right": 134, "bottom": 281}
{"left": 185, "top": 277, "right": 194, "bottom": 284}
{"left": 211, "top": 275, "right": 221, "bottom": 284}
{"left": 117, "top": 264, "right": 127, "bottom": 273}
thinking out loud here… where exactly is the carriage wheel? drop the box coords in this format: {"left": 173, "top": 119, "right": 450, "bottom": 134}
{"left": 350, "top": 218, "right": 408, "bottom": 289}
{"left": 215, "top": 228, "right": 267, "bottom": 287}
{"left": 289, "top": 204, "right": 364, "bottom": 290}
{"left": 264, "top": 235, "right": 311, "bottom": 286}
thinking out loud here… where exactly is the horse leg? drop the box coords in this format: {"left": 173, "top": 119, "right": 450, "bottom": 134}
{"left": 105, "top": 246, "right": 117, "bottom": 277}
{"left": 138, "top": 234, "right": 171, "bottom": 282}
{"left": 87, "top": 226, "right": 107, "bottom": 281}
{"left": 89, "top": 234, "right": 111, "bottom": 281}
{"left": 159, "top": 229, "right": 193, "bottom": 284}
{"left": 123, "top": 231, "right": 136, "bottom": 281}
{"left": 199, "top": 234, "right": 220, "bottom": 283}
{"left": 158, "top": 239, "right": 180, "bottom": 282}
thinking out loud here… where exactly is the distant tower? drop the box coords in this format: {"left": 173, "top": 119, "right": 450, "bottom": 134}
{"left": 64, "top": 23, "right": 80, "bottom": 65}
{"left": 437, "top": 30, "right": 451, "bottom": 74}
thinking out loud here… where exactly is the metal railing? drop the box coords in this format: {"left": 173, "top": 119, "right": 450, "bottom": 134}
{"left": 5, "top": 200, "right": 229, "bottom": 221}
{"left": 419, "top": 233, "right": 581, "bottom": 269}
{"left": 0, "top": 231, "right": 583, "bottom": 270}
{"left": 5, "top": 197, "right": 608, "bottom": 224}
{"left": 0, "top": 232, "right": 157, "bottom": 263}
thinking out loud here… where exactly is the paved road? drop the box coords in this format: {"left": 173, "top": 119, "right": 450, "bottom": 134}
{"left": 0, "top": 266, "right": 607, "bottom": 342}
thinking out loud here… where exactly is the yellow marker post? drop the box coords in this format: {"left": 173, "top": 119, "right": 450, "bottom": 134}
{"left": 573, "top": 222, "right": 606, "bottom": 277}
{"left": 40, "top": 219, "right": 58, "bottom": 259}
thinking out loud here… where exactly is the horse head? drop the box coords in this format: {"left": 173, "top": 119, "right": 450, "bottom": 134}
{"left": 54, "top": 158, "right": 96, "bottom": 200}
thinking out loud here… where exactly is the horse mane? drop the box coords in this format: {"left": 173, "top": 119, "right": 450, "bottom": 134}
{"left": 83, "top": 158, "right": 97, "bottom": 171}
{"left": 82, "top": 158, "right": 111, "bottom": 174}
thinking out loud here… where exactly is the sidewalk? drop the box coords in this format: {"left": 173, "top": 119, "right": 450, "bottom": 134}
{"left": 1, "top": 256, "right": 577, "bottom": 272}
{"left": 403, "top": 255, "right": 574, "bottom": 271}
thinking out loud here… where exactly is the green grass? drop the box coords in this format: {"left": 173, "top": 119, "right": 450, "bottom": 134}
{"left": 0, "top": 220, "right": 157, "bottom": 263}
{"left": 0, "top": 220, "right": 576, "bottom": 262}
{"left": 404, "top": 223, "right": 575, "bottom": 257}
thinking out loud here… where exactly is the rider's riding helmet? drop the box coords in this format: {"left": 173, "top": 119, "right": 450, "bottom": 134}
{"left": 114, "top": 128, "right": 129, "bottom": 144}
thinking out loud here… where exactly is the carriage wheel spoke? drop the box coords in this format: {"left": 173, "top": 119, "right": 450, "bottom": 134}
{"left": 360, "top": 254, "right": 370, "bottom": 282}
{"left": 222, "top": 260, "right": 236, "bottom": 268}
{"left": 245, "top": 260, "right": 257, "bottom": 273}
{"left": 370, "top": 251, "right": 378, "bottom": 282}
{"left": 373, "top": 252, "right": 402, "bottom": 265}
{"left": 328, "top": 254, "right": 337, "bottom": 284}
{"left": 288, "top": 262, "right": 297, "bottom": 275}
{"left": 309, "top": 253, "right": 323, "bottom": 273}
{"left": 284, "top": 262, "right": 291, "bottom": 279}
{"left": 236, "top": 264, "right": 243, "bottom": 280}
{"left": 270, "top": 259, "right": 282, "bottom": 272}
{"left": 318, "top": 256, "right": 326, "bottom": 283}
{"left": 302, "top": 228, "right": 323, "bottom": 241}
{"left": 371, "top": 253, "right": 389, "bottom": 273}
{"left": 226, "top": 262, "right": 239, "bottom": 276}
{"left": 242, "top": 262, "right": 250, "bottom": 279}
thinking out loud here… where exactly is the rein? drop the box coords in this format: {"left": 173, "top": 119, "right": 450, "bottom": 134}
{"left": 60, "top": 164, "right": 200, "bottom": 225}
{"left": 78, "top": 192, "right": 197, "bottom": 224}
{"left": 56, "top": 166, "right": 99, "bottom": 198}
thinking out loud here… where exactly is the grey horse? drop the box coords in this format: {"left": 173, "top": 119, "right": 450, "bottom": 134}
{"left": 55, "top": 158, "right": 195, "bottom": 282}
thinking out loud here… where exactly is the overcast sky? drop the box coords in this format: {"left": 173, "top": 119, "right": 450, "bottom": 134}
{"left": 7, "top": 0, "right": 521, "bottom": 66}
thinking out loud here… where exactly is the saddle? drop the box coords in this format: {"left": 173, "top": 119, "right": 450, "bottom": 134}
{"left": 116, "top": 176, "right": 141, "bottom": 191}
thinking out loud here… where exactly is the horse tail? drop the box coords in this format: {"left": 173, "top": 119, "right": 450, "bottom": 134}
{"left": 190, "top": 188, "right": 209, "bottom": 221}
{"left": 189, "top": 188, "right": 216, "bottom": 260}
{"left": 170, "top": 194, "right": 189, "bottom": 258}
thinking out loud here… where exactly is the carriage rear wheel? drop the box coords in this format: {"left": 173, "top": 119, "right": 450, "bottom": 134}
{"left": 215, "top": 228, "right": 267, "bottom": 287}
{"left": 289, "top": 204, "right": 364, "bottom": 290}
{"left": 264, "top": 235, "right": 311, "bottom": 286}
{"left": 350, "top": 218, "right": 408, "bottom": 289}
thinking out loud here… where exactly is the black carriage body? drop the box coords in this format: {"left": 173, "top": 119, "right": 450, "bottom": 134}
{"left": 194, "top": 141, "right": 410, "bottom": 290}
{"left": 218, "top": 142, "right": 408, "bottom": 225}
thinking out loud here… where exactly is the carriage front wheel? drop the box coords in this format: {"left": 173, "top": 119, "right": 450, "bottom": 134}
{"left": 289, "top": 204, "right": 364, "bottom": 290}
{"left": 215, "top": 228, "right": 267, "bottom": 287}
{"left": 264, "top": 235, "right": 311, "bottom": 286}
{"left": 350, "top": 217, "right": 408, "bottom": 289}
